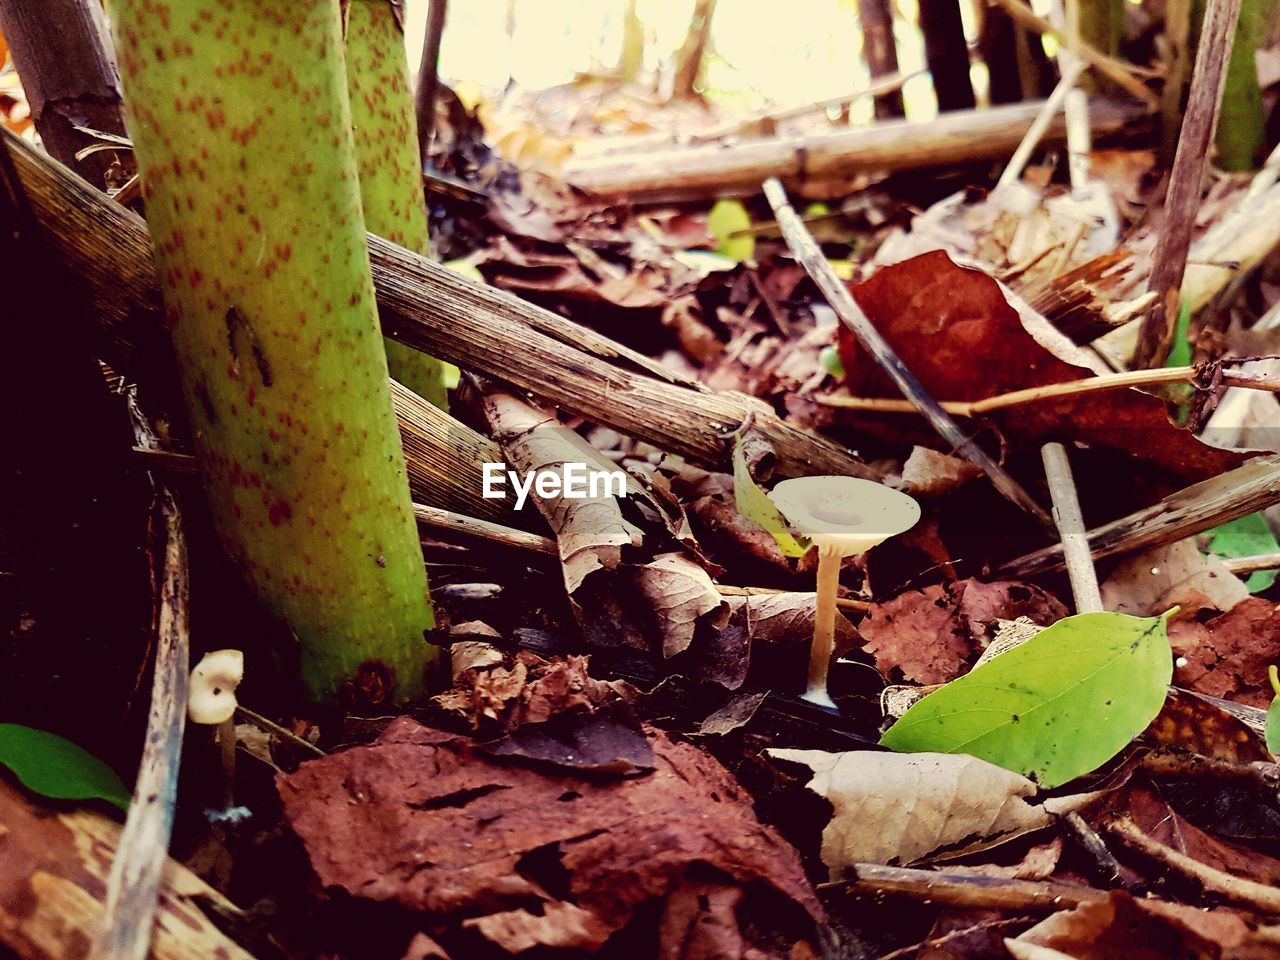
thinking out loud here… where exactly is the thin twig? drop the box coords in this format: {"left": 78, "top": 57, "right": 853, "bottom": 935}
{"left": 1221, "top": 552, "right": 1280, "bottom": 575}
{"left": 413, "top": 0, "right": 448, "bottom": 167}
{"left": 717, "top": 583, "right": 871, "bottom": 613}
{"left": 1062, "top": 811, "right": 1125, "bottom": 887}
{"left": 1109, "top": 817, "right": 1280, "bottom": 913}
{"left": 1041, "top": 443, "right": 1102, "bottom": 613}
{"left": 234, "top": 706, "right": 325, "bottom": 758}
{"left": 1133, "top": 0, "right": 1243, "bottom": 367}
{"left": 819, "top": 863, "right": 1108, "bottom": 911}
{"left": 763, "top": 176, "right": 1053, "bottom": 531}
{"left": 983, "top": 0, "right": 1158, "bottom": 106}
{"left": 997, "top": 58, "right": 1088, "bottom": 191}
{"left": 93, "top": 404, "right": 189, "bottom": 960}
{"left": 815, "top": 365, "right": 1280, "bottom": 415}
{"left": 414, "top": 503, "right": 558, "bottom": 556}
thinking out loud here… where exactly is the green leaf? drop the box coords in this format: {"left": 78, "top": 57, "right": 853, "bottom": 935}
{"left": 1165, "top": 298, "right": 1193, "bottom": 369}
{"left": 707, "top": 199, "right": 754, "bottom": 263}
{"left": 1209, "top": 512, "right": 1279, "bottom": 592}
{"left": 732, "top": 438, "right": 809, "bottom": 558}
{"left": 819, "top": 345, "right": 845, "bottom": 378}
{"left": 0, "top": 724, "right": 130, "bottom": 811}
{"left": 1268, "top": 698, "right": 1280, "bottom": 756}
{"left": 880, "top": 612, "right": 1172, "bottom": 788}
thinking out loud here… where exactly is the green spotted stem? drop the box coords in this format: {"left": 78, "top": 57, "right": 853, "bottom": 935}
{"left": 111, "top": 0, "right": 437, "bottom": 703}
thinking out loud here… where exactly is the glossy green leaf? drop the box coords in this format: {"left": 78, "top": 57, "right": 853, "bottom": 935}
{"left": 0, "top": 724, "right": 130, "bottom": 811}
{"left": 880, "top": 612, "right": 1172, "bottom": 788}
{"left": 1209, "top": 512, "right": 1279, "bottom": 592}
{"left": 732, "top": 438, "right": 809, "bottom": 558}
{"left": 707, "top": 199, "right": 754, "bottom": 263}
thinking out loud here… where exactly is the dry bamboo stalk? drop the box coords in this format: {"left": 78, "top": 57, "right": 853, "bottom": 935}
{"left": 562, "top": 98, "right": 1142, "bottom": 201}
{"left": 1134, "top": 0, "right": 1243, "bottom": 367}
{"left": 1, "top": 127, "right": 874, "bottom": 485}
{"left": 764, "top": 176, "right": 1053, "bottom": 530}
{"left": 1041, "top": 443, "right": 1102, "bottom": 612}
{"left": 996, "top": 453, "right": 1280, "bottom": 578}
{"left": 984, "top": 0, "right": 1158, "bottom": 106}
{"left": 0, "top": 780, "right": 252, "bottom": 960}
{"left": 816, "top": 365, "right": 1280, "bottom": 415}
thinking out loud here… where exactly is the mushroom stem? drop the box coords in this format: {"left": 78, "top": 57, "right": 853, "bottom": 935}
{"left": 806, "top": 547, "right": 843, "bottom": 708}
{"left": 217, "top": 717, "right": 236, "bottom": 809}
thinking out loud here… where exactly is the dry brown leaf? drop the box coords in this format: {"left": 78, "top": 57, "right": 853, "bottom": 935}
{"left": 768, "top": 750, "right": 1052, "bottom": 875}
{"left": 1013, "top": 891, "right": 1263, "bottom": 960}
{"left": 1140, "top": 690, "right": 1268, "bottom": 764}
{"left": 901, "top": 446, "right": 984, "bottom": 497}
{"left": 859, "top": 579, "right": 1066, "bottom": 684}
{"left": 280, "top": 717, "right": 823, "bottom": 956}
{"left": 1169, "top": 598, "right": 1280, "bottom": 707}
{"left": 1100, "top": 539, "right": 1248, "bottom": 618}
{"left": 484, "top": 392, "right": 728, "bottom": 662}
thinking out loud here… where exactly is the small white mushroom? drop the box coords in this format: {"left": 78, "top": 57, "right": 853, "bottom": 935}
{"left": 188, "top": 649, "right": 244, "bottom": 724}
{"left": 769, "top": 477, "right": 920, "bottom": 708}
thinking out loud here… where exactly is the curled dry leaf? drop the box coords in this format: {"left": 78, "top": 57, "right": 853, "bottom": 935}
{"left": 483, "top": 392, "right": 729, "bottom": 662}
{"left": 279, "top": 717, "right": 823, "bottom": 957}
{"left": 837, "top": 251, "right": 1247, "bottom": 483}
{"left": 1100, "top": 539, "right": 1248, "bottom": 618}
{"left": 767, "top": 750, "right": 1052, "bottom": 875}
{"left": 859, "top": 579, "right": 1066, "bottom": 684}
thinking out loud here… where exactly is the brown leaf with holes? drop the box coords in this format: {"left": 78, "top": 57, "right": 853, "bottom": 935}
{"left": 837, "top": 251, "right": 1247, "bottom": 483}
{"left": 278, "top": 717, "right": 823, "bottom": 958}
{"left": 1169, "top": 598, "right": 1280, "bottom": 707}
{"left": 859, "top": 579, "right": 1066, "bottom": 684}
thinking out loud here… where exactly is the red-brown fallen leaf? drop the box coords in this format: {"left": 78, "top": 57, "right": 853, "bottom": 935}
{"left": 278, "top": 717, "right": 823, "bottom": 958}
{"left": 837, "top": 251, "right": 1247, "bottom": 483}
{"left": 859, "top": 579, "right": 1066, "bottom": 684}
{"left": 1116, "top": 783, "right": 1280, "bottom": 886}
{"left": 1011, "top": 890, "right": 1263, "bottom": 959}
{"left": 1169, "top": 598, "right": 1280, "bottom": 708}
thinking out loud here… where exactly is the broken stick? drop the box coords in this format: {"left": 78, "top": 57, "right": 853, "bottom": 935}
{"left": 996, "top": 453, "right": 1280, "bottom": 579}
{"left": 1041, "top": 443, "right": 1102, "bottom": 613}
{"left": 763, "top": 176, "right": 1053, "bottom": 531}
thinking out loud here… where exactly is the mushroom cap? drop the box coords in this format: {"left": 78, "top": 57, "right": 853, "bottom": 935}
{"left": 768, "top": 476, "right": 920, "bottom": 555}
{"left": 188, "top": 649, "right": 244, "bottom": 724}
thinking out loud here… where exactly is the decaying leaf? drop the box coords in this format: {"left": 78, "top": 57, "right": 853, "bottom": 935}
{"left": 768, "top": 750, "right": 1052, "bottom": 875}
{"left": 1012, "top": 891, "right": 1265, "bottom": 959}
{"left": 1140, "top": 689, "right": 1268, "bottom": 763}
{"left": 1170, "top": 598, "right": 1280, "bottom": 707}
{"left": 279, "top": 717, "right": 823, "bottom": 956}
{"left": 900, "top": 446, "right": 983, "bottom": 497}
{"left": 859, "top": 579, "right": 1067, "bottom": 684}
{"left": 483, "top": 392, "right": 729, "bottom": 663}
{"left": 1100, "top": 539, "right": 1248, "bottom": 617}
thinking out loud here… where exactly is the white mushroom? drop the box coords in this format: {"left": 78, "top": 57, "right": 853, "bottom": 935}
{"left": 769, "top": 477, "right": 920, "bottom": 708}
{"left": 188, "top": 649, "right": 244, "bottom": 724}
